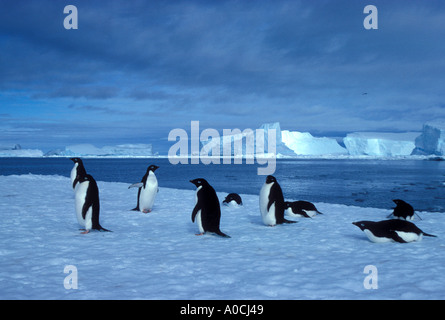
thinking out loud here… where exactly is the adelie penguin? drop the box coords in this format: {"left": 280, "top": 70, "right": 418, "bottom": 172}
{"left": 387, "top": 199, "right": 420, "bottom": 220}
{"left": 284, "top": 200, "right": 323, "bottom": 218}
{"left": 259, "top": 175, "right": 296, "bottom": 226}
{"left": 190, "top": 178, "right": 230, "bottom": 238}
{"left": 74, "top": 174, "right": 111, "bottom": 234}
{"left": 129, "top": 164, "right": 159, "bottom": 213}
{"left": 70, "top": 158, "right": 87, "bottom": 190}
{"left": 352, "top": 219, "right": 436, "bottom": 243}
{"left": 222, "top": 193, "right": 243, "bottom": 207}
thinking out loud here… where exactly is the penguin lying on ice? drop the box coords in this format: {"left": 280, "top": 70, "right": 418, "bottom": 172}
{"left": 284, "top": 200, "right": 323, "bottom": 218}
{"left": 352, "top": 219, "right": 436, "bottom": 243}
{"left": 222, "top": 193, "right": 243, "bottom": 207}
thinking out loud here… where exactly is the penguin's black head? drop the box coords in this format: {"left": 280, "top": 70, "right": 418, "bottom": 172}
{"left": 223, "top": 193, "right": 242, "bottom": 204}
{"left": 393, "top": 199, "right": 410, "bottom": 207}
{"left": 222, "top": 194, "right": 231, "bottom": 203}
{"left": 190, "top": 178, "right": 208, "bottom": 188}
{"left": 352, "top": 221, "right": 371, "bottom": 231}
{"left": 265, "top": 175, "right": 276, "bottom": 184}
{"left": 79, "top": 174, "right": 93, "bottom": 182}
{"left": 147, "top": 165, "right": 159, "bottom": 172}
{"left": 70, "top": 157, "right": 83, "bottom": 164}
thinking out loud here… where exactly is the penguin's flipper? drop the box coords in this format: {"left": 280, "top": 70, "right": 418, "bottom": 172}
{"left": 81, "top": 200, "right": 93, "bottom": 220}
{"left": 128, "top": 182, "right": 144, "bottom": 189}
{"left": 191, "top": 201, "right": 202, "bottom": 223}
{"left": 283, "top": 218, "right": 297, "bottom": 224}
{"left": 72, "top": 176, "right": 80, "bottom": 189}
{"left": 300, "top": 210, "right": 312, "bottom": 218}
{"left": 390, "top": 232, "right": 407, "bottom": 243}
{"left": 130, "top": 188, "right": 142, "bottom": 211}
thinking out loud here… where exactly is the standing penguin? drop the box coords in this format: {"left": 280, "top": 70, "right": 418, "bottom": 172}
{"left": 129, "top": 164, "right": 159, "bottom": 213}
{"left": 190, "top": 178, "right": 230, "bottom": 238}
{"left": 74, "top": 174, "right": 110, "bottom": 234}
{"left": 70, "top": 158, "right": 87, "bottom": 190}
{"left": 387, "top": 199, "right": 418, "bottom": 220}
{"left": 259, "top": 175, "right": 296, "bottom": 226}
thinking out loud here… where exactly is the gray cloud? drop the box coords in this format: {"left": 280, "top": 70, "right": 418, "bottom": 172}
{"left": 1, "top": 0, "right": 444, "bottom": 150}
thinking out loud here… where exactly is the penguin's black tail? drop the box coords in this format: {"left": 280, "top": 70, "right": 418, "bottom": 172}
{"left": 95, "top": 225, "right": 112, "bottom": 232}
{"left": 283, "top": 218, "right": 297, "bottom": 224}
{"left": 215, "top": 230, "right": 231, "bottom": 238}
{"left": 423, "top": 232, "right": 437, "bottom": 238}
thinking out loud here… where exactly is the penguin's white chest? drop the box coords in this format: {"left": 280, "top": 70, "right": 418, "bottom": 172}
{"left": 259, "top": 182, "right": 276, "bottom": 226}
{"left": 139, "top": 173, "right": 158, "bottom": 212}
{"left": 396, "top": 231, "right": 422, "bottom": 243}
{"left": 196, "top": 210, "right": 204, "bottom": 233}
{"left": 285, "top": 207, "right": 295, "bottom": 217}
{"left": 194, "top": 186, "right": 204, "bottom": 233}
{"left": 225, "top": 200, "right": 240, "bottom": 208}
{"left": 70, "top": 163, "right": 78, "bottom": 187}
{"left": 363, "top": 229, "right": 392, "bottom": 243}
{"left": 74, "top": 181, "right": 89, "bottom": 227}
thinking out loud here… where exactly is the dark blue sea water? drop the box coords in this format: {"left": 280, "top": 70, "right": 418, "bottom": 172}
{"left": 1, "top": 157, "right": 444, "bottom": 212}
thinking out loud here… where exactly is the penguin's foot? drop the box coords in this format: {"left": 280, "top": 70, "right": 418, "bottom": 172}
{"left": 195, "top": 233, "right": 205, "bottom": 236}
{"left": 81, "top": 229, "right": 90, "bottom": 234}
{"left": 142, "top": 209, "right": 152, "bottom": 213}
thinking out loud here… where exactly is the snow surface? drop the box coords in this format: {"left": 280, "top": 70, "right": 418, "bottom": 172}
{"left": 344, "top": 132, "right": 419, "bottom": 157}
{"left": 1, "top": 174, "right": 444, "bottom": 300}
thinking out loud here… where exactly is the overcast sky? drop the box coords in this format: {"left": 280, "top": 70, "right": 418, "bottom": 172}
{"left": 1, "top": 0, "right": 444, "bottom": 153}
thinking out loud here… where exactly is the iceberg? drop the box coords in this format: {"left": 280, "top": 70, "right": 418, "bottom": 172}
{"left": 200, "top": 122, "right": 295, "bottom": 157}
{"left": 281, "top": 130, "right": 347, "bottom": 156}
{"left": 201, "top": 122, "right": 347, "bottom": 157}
{"left": 412, "top": 122, "right": 445, "bottom": 156}
{"left": 0, "top": 144, "right": 43, "bottom": 157}
{"left": 259, "top": 123, "right": 297, "bottom": 156}
{"left": 343, "top": 132, "right": 419, "bottom": 157}
{"left": 45, "top": 143, "right": 154, "bottom": 157}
